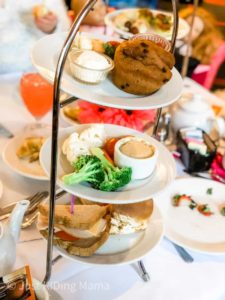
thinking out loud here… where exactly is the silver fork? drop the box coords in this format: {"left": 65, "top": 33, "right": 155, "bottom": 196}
{"left": 25, "top": 191, "right": 49, "bottom": 213}
{"left": 0, "top": 191, "right": 49, "bottom": 221}
{"left": 0, "top": 123, "right": 14, "bottom": 138}
{"left": 22, "top": 190, "right": 66, "bottom": 228}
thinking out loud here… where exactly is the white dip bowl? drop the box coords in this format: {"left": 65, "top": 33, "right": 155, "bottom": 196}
{"left": 114, "top": 136, "right": 158, "bottom": 180}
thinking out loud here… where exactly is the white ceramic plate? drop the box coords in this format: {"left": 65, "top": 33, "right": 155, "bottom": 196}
{"left": 2, "top": 126, "right": 51, "bottom": 181}
{"left": 156, "top": 178, "right": 225, "bottom": 255}
{"left": 31, "top": 32, "right": 183, "bottom": 110}
{"left": 105, "top": 8, "right": 190, "bottom": 40}
{"left": 33, "top": 278, "right": 49, "bottom": 300}
{"left": 37, "top": 193, "right": 164, "bottom": 265}
{"left": 40, "top": 124, "right": 176, "bottom": 204}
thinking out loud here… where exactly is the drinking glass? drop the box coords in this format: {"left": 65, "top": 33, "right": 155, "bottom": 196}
{"left": 20, "top": 73, "right": 53, "bottom": 122}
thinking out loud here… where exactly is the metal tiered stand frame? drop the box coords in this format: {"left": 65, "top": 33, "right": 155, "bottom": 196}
{"left": 42, "top": 0, "right": 179, "bottom": 284}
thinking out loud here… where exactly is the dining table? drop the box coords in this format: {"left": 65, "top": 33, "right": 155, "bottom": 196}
{"left": 0, "top": 72, "right": 225, "bottom": 300}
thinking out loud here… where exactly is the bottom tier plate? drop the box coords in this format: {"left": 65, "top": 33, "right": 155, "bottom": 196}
{"left": 37, "top": 192, "right": 164, "bottom": 266}
{"left": 53, "top": 205, "right": 163, "bottom": 266}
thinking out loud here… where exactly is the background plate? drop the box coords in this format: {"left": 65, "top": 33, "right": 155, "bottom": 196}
{"left": 105, "top": 8, "right": 190, "bottom": 40}
{"left": 156, "top": 178, "right": 225, "bottom": 255}
{"left": 40, "top": 124, "right": 176, "bottom": 204}
{"left": 31, "top": 32, "right": 183, "bottom": 110}
{"left": 2, "top": 126, "right": 50, "bottom": 181}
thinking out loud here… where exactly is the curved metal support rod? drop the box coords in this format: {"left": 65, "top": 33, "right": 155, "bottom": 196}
{"left": 153, "top": 0, "right": 178, "bottom": 137}
{"left": 60, "top": 96, "right": 78, "bottom": 108}
{"left": 43, "top": 0, "right": 97, "bottom": 285}
{"left": 170, "top": 0, "right": 179, "bottom": 54}
{"left": 152, "top": 107, "right": 162, "bottom": 137}
{"left": 181, "top": 0, "right": 199, "bottom": 78}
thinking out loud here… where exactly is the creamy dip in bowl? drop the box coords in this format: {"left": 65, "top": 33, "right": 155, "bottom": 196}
{"left": 68, "top": 49, "right": 114, "bottom": 84}
{"left": 114, "top": 136, "right": 158, "bottom": 180}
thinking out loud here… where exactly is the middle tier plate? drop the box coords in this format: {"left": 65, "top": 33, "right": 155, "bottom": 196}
{"left": 31, "top": 32, "right": 183, "bottom": 110}
{"left": 40, "top": 124, "right": 176, "bottom": 204}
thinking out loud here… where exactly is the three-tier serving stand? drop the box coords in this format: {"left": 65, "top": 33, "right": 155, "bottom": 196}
{"left": 37, "top": 0, "right": 182, "bottom": 284}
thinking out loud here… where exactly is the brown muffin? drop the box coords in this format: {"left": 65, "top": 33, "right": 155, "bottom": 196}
{"left": 112, "top": 39, "right": 175, "bottom": 95}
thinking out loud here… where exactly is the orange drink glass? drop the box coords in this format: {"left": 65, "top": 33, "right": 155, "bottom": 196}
{"left": 20, "top": 73, "right": 53, "bottom": 119}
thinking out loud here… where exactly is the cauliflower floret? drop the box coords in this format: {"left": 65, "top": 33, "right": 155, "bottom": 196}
{"left": 62, "top": 125, "right": 106, "bottom": 164}
{"left": 72, "top": 32, "right": 93, "bottom": 50}
{"left": 79, "top": 125, "right": 105, "bottom": 148}
{"left": 62, "top": 132, "right": 90, "bottom": 164}
{"left": 62, "top": 132, "right": 79, "bottom": 155}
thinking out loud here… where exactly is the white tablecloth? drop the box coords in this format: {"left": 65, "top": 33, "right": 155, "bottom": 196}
{"left": 0, "top": 74, "right": 225, "bottom": 300}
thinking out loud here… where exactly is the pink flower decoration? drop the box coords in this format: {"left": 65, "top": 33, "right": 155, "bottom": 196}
{"left": 76, "top": 101, "right": 156, "bottom": 131}
{"left": 101, "top": 108, "right": 156, "bottom": 131}
{"left": 76, "top": 101, "right": 102, "bottom": 124}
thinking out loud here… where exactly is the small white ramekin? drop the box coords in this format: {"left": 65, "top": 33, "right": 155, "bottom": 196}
{"left": 68, "top": 49, "right": 114, "bottom": 84}
{"left": 114, "top": 137, "right": 158, "bottom": 180}
{"left": 131, "top": 33, "right": 171, "bottom": 52}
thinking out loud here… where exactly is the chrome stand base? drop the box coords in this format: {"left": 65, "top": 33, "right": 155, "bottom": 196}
{"left": 138, "top": 260, "right": 150, "bottom": 282}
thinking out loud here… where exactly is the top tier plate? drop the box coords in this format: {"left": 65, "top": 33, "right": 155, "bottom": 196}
{"left": 31, "top": 32, "right": 183, "bottom": 110}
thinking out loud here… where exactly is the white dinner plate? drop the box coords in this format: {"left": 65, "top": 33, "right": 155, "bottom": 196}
{"left": 2, "top": 126, "right": 50, "bottom": 181}
{"left": 40, "top": 124, "right": 176, "bottom": 204}
{"left": 105, "top": 8, "right": 190, "bottom": 40}
{"left": 37, "top": 193, "right": 164, "bottom": 266}
{"left": 156, "top": 178, "right": 225, "bottom": 255}
{"left": 31, "top": 32, "right": 183, "bottom": 110}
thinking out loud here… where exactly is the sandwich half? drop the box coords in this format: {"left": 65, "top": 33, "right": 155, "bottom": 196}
{"left": 79, "top": 198, "right": 153, "bottom": 234}
{"left": 38, "top": 204, "right": 111, "bottom": 256}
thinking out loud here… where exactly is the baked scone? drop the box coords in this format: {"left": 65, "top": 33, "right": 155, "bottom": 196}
{"left": 112, "top": 39, "right": 175, "bottom": 95}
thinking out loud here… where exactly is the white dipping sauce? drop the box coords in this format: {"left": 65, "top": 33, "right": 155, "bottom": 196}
{"left": 75, "top": 50, "right": 109, "bottom": 70}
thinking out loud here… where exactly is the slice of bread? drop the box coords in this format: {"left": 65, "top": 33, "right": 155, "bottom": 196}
{"left": 40, "top": 214, "right": 111, "bottom": 257}
{"left": 113, "top": 200, "right": 153, "bottom": 222}
{"left": 39, "top": 204, "right": 111, "bottom": 230}
{"left": 79, "top": 198, "right": 153, "bottom": 222}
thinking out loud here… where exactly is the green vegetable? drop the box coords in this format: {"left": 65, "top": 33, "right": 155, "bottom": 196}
{"left": 103, "top": 43, "right": 116, "bottom": 59}
{"left": 91, "top": 147, "right": 132, "bottom": 191}
{"left": 172, "top": 194, "right": 181, "bottom": 206}
{"left": 220, "top": 207, "right": 225, "bottom": 216}
{"left": 63, "top": 155, "right": 105, "bottom": 189}
{"left": 189, "top": 200, "right": 197, "bottom": 210}
{"left": 206, "top": 188, "right": 213, "bottom": 195}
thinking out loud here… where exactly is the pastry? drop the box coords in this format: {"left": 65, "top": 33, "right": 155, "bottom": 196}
{"left": 112, "top": 39, "right": 175, "bottom": 95}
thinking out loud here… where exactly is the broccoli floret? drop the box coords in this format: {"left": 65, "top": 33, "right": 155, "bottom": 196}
{"left": 99, "top": 179, "right": 121, "bottom": 192}
{"left": 91, "top": 147, "right": 132, "bottom": 191}
{"left": 72, "top": 155, "right": 93, "bottom": 170}
{"left": 63, "top": 155, "right": 105, "bottom": 188}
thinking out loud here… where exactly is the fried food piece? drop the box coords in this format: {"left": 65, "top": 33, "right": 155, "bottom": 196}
{"left": 17, "top": 137, "right": 45, "bottom": 163}
{"left": 63, "top": 106, "right": 80, "bottom": 121}
{"left": 29, "top": 152, "right": 39, "bottom": 163}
